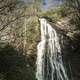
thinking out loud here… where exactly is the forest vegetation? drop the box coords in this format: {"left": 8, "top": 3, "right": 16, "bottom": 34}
{"left": 0, "top": 0, "right": 80, "bottom": 80}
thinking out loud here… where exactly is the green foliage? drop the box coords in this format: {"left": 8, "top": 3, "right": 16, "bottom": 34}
{"left": 63, "top": 0, "right": 80, "bottom": 29}
{"left": 0, "top": 1, "right": 42, "bottom": 80}
{"left": 41, "top": 8, "right": 62, "bottom": 22}
{"left": 23, "top": 16, "right": 40, "bottom": 54}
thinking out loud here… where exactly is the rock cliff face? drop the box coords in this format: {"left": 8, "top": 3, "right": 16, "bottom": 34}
{"left": 61, "top": 31, "right": 80, "bottom": 80}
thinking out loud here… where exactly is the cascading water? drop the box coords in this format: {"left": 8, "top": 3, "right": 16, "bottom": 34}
{"left": 36, "top": 18, "right": 69, "bottom": 80}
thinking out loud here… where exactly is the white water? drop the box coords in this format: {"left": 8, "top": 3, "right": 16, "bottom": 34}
{"left": 36, "top": 18, "right": 69, "bottom": 80}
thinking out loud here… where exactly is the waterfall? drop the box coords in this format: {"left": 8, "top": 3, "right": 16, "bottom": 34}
{"left": 36, "top": 18, "right": 69, "bottom": 80}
